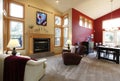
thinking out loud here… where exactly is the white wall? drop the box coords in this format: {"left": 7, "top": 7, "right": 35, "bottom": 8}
{"left": 0, "top": 0, "right": 3, "bottom": 54}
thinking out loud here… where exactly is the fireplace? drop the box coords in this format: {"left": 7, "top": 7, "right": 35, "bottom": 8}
{"left": 33, "top": 38, "right": 50, "bottom": 53}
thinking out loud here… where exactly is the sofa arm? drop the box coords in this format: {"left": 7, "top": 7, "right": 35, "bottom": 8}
{"left": 27, "top": 58, "right": 47, "bottom": 66}
{"left": 24, "top": 58, "right": 47, "bottom": 81}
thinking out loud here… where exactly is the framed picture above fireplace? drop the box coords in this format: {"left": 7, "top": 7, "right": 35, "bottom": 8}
{"left": 36, "top": 11, "right": 47, "bottom": 26}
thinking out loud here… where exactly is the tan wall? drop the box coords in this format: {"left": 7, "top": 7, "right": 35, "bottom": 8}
{"left": 12, "top": 0, "right": 62, "bottom": 55}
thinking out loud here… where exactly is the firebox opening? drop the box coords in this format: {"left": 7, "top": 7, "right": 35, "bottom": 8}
{"left": 33, "top": 38, "right": 50, "bottom": 53}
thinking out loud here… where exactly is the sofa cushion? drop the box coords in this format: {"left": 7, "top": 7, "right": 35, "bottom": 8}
{"left": 27, "top": 58, "right": 47, "bottom": 66}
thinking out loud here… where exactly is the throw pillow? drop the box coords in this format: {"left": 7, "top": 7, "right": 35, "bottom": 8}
{"left": 70, "top": 46, "right": 76, "bottom": 53}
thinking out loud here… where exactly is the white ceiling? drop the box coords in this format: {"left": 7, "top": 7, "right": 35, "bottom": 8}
{"left": 43, "top": 0, "right": 120, "bottom": 19}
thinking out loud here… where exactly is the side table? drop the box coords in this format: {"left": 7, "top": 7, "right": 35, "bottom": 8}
{"left": 62, "top": 48, "right": 71, "bottom": 53}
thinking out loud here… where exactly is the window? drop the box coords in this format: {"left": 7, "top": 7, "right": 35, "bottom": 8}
{"left": 103, "top": 31, "right": 114, "bottom": 45}
{"left": 55, "top": 16, "right": 61, "bottom": 25}
{"left": 63, "top": 16, "right": 68, "bottom": 26}
{"left": 10, "top": 21, "right": 23, "bottom": 48}
{"left": 103, "top": 31, "right": 120, "bottom": 46}
{"left": 116, "top": 31, "right": 120, "bottom": 45}
{"left": 84, "top": 19, "right": 88, "bottom": 28}
{"left": 103, "top": 18, "right": 120, "bottom": 31}
{"left": 54, "top": 16, "right": 62, "bottom": 46}
{"left": 63, "top": 28, "right": 68, "bottom": 46}
{"left": 54, "top": 15, "right": 69, "bottom": 47}
{"left": 79, "top": 16, "right": 92, "bottom": 29}
{"left": 8, "top": 1, "right": 24, "bottom": 49}
{"left": 9, "top": 3, "right": 24, "bottom": 18}
{"left": 0, "top": 0, "right": 3, "bottom": 53}
{"left": 102, "top": 18, "right": 120, "bottom": 46}
{"left": 63, "top": 15, "right": 69, "bottom": 47}
{"left": 88, "top": 20, "right": 92, "bottom": 29}
{"left": 55, "top": 28, "right": 61, "bottom": 46}
{"left": 79, "top": 16, "right": 83, "bottom": 26}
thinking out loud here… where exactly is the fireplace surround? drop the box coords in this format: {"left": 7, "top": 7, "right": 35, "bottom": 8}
{"left": 33, "top": 38, "right": 50, "bottom": 53}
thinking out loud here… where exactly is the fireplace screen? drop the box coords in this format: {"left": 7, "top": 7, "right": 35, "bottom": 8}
{"left": 33, "top": 38, "right": 50, "bottom": 53}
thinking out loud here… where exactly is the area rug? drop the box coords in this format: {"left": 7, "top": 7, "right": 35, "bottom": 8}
{"left": 39, "top": 53, "right": 120, "bottom": 81}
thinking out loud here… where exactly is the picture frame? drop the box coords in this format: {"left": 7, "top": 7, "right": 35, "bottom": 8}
{"left": 36, "top": 11, "right": 47, "bottom": 26}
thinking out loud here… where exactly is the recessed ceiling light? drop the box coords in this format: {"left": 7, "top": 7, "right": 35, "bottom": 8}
{"left": 56, "top": 0, "right": 60, "bottom": 4}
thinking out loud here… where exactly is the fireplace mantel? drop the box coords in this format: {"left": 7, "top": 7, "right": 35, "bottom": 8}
{"left": 28, "top": 33, "right": 54, "bottom": 54}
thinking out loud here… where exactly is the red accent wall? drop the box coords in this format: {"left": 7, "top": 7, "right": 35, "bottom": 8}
{"left": 94, "top": 8, "right": 120, "bottom": 44}
{"left": 72, "top": 8, "right": 94, "bottom": 45}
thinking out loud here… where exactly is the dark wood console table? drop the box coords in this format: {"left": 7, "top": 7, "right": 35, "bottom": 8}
{"left": 97, "top": 46, "right": 120, "bottom": 64}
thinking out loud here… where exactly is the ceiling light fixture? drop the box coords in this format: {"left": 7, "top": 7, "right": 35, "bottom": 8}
{"left": 56, "top": 0, "right": 60, "bottom": 4}
{"left": 109, "top": 0, "right": 119, "bottom": 31}
{"left": 103, "top": 0, "right": 119, "bottom": 31}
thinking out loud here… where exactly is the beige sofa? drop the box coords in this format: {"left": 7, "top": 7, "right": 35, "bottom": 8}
{"left": 0, "top": 54, "right": 47, "bottom": 81}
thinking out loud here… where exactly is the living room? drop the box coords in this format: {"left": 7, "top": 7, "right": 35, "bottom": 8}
{"left": 0, "top": 0, "right": 120, "bottom": 81}
{"left": 1, "top": 0, "right": 120, "bottom": 55}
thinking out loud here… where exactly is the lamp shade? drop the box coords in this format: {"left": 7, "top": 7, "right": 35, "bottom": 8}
{"left": 7, "top": 39, "right": 20, "bottom": 48}
{"left": 66, "top": 39, "right": 71, "bottom": 44}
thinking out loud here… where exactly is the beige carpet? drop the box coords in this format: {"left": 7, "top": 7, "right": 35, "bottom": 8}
{"left": 39, "top": 53, "right": 120, "bottom": 81}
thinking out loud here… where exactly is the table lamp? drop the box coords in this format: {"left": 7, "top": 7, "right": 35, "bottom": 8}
{"left": 66, "top": 39, "right": 71, "bottom": 50}
{"left": 7, "top": 39, "right": 20, "bottom": 55}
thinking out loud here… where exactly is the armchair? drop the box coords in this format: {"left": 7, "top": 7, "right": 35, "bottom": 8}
{"left": 62, "top": 45, "right": 86, "bottom": 65}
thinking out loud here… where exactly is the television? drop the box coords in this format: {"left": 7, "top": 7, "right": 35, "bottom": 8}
{"left": 36, "top": 11, "right": 47, "bottom": 26}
